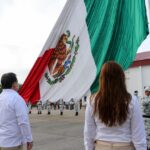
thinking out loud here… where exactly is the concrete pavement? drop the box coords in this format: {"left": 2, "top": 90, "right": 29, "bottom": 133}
{"left": 27, "top": 109, "right": 85, "bottom": 150}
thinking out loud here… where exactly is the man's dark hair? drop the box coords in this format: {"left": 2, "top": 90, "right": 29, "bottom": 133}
{"left": 1, "top": 73, "right": 18, "bottom": 89}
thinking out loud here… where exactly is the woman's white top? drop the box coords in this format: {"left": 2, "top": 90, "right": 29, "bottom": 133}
{"left": 84, "top": 96, "right": 147, "bottom": 150}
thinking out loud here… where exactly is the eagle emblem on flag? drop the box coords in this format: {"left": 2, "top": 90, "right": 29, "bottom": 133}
{"left": 45, "top": 30, "right": 80, "bottom": 85}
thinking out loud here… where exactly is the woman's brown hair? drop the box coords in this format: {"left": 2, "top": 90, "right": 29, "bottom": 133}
{"left": 93, "top": 61, "right": 131, "bottom": 127}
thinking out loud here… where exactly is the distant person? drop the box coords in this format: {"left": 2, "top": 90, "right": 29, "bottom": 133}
{"left": 142, "top": 87, "right": 150, "bottom": 150}
{"left": 53, "top": 102, "right": 57, "bottom": 110}
{"left": 74, "top": 101, "right": 79, "bottom": 116}
{"left": 37, "top": 101, "right": 42, "bottom": 114}
{"left": 84, "top": 61, "right": 146, "bottom": 150}
{"left": 79, "top": 99, "right": 82, "bottom": 110}
{"left": 144, "top": 87, "right": 150, "bottom": 97}
{"left": 0, "top": 73, "right": 33, "bottom": 150}
{"left": 134, "top": 90, "right": 138, "bottom": 97}
{"left": 28, "top": 102, "right": 32, "bottom": 114}
{"left": 59, "top": 99, "right": 64, "bottom": 115}
{"left": 142, "top": 87, "right": 150, "bottom": 115}
{"left": 46, "top": 100, "right": 51, "bottom": 115}
{"left": 69, "top": 99, "right": 74, "bottom": 110}
{"left": 133, "top": 90, "right": 141, "bottom": 104}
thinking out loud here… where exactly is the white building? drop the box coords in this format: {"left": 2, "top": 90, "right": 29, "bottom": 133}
{"left": 125, "top": 51, "right": 150, "bottom": 97}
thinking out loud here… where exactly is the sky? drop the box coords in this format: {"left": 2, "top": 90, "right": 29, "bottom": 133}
{"left": 0, "top": 0, "right": 67, "bottom": 83}
{"left": 0, "top": 0, "right": 150, "bottom": 83}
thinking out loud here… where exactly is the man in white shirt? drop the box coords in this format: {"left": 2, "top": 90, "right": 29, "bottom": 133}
{"left": 0, "top": 73, "right": 33, "bottom": 150}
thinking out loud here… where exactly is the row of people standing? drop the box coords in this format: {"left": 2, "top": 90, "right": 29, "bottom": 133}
{"left": 28, "top": 99, "right": 81, "bottom": 116}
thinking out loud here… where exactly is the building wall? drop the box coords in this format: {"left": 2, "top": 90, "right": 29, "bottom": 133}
{"left": 125, "top": 65, "right": 150, "bottom": 97}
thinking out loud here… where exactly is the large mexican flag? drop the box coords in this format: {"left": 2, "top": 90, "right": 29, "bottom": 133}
{"left": 19, "top": 0, "right": 149, "bottom": 104}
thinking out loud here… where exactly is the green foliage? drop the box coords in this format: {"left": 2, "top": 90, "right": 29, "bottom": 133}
{"left": 18, "top": 84, "right": 22, "bottom": 90}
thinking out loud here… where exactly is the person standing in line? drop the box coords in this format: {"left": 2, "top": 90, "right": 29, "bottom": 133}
{"left": 27, "top": 102, "right": 32, "bottom": 114}
{"left": 79, "top": 99, "right": 82, "bottom": 110}
{"left": 74, "top": 101, "right": 79, "bottom": 116}
{"left": 47, "top": 100, "right": 51, "bottom": 115}
{"left": 59, "top": 99, "right": 64, "bottom": 115}
{"left": 142, "top": 87, "right": 150, "bottom": 150}
{"left": 0, "top": 73, "right": 33, "bottom": 150}
{"left": 37, "top": 101, "right": 42, "bottom": 114}
{"left": 69, "top": 98, "right": 74, "bottom": 110}
{"left": 84, "top": 61, "right": 147, "bottom": 150}
{"left": 134, "top": 90, "right": 138, "bottom": 99}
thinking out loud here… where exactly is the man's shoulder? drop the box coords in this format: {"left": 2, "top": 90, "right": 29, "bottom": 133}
{"left": 0, "top": 90, "right": 18, "bottom": 100}
{"left": 11, "top": 91, "right": 21, "bottom": 99}
{"left": 10, "top": 91, "right": 26, "bottom": 105}
{"left": 0, "top": 90, "right": 25, "bottom": 108}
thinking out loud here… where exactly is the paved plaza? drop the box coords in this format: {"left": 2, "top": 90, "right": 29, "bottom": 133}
{"left": 28, "top": 109, "right": 85, "bottom": 150}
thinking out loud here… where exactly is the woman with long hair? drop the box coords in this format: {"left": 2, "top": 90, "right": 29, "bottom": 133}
{"left": 84, "top": 61, "right": 146, "bottom": 150}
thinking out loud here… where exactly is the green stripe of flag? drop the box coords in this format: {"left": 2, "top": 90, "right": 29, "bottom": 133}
{"left": 84, "top": 0, "right": 149, "bottom": 92}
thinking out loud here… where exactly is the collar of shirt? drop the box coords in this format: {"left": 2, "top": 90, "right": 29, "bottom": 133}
{"left": 2, "top": 89, "right": 17, "bottom": 94}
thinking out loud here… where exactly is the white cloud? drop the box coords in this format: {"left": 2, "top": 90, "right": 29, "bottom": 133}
{"left": 0, "top": 0, "right": 13, "bottom": 15}
{"left": 0, "top": 0, "right": 67, "bottom": 83}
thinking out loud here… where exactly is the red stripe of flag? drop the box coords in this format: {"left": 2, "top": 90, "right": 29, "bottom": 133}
{"left": 19, "top": 49, "right": 54, "bottom": 104}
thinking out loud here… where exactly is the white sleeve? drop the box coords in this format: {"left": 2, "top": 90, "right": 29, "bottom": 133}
{"left": 131, "top": 96, "right": 147, "bottom": 150}
{"left": 84, "top": 100, "right": 96, "bottom": 150}
{"left": 15, "top": 96, "right": 33, "bottom": 144}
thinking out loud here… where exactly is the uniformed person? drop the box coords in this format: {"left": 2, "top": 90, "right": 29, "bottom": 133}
{"left": 53, "top": 102, "right": 57, "bottom": 110}
{"left": 37, "top": 101, "right": 42, "bottom": 114}
{"left": 134, "top": 90, "right": 141, "bottom": 104}
{"left": 134, "top": 90, "right": 138, "bottom": 98}
{"left": 69, "top": 99, "right": 74, "bottom": 110}
{"left": 59, "top": 99, "right": 64, "bottom": 115}
{"left": 79, "top": 99, "right": 82, "bottom": 110}
{"left": 47, "top": 100, "right": 51, "bottom": 115}
{"left": 28, "top": 102, "right": 32, "bottom": 114}
{"left": 74, "top": 101, "right": 79, "bottom": 116}
{"left": 142, "top": 87, "right": 150, "bottom": 150}
{"left": 65, "top": 102, "right": 69, "bottom": 110}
